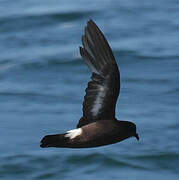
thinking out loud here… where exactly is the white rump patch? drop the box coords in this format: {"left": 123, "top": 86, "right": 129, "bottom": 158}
{"left": 64, "top": 128, "right": 82, "bottom": 139}
{"left": 91, "top": 86, "right": 106, "bottom": 117}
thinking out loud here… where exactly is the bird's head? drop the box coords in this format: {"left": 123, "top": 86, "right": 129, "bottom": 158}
{"left": 124, "top": 121, "right": 139, "bottom": 141}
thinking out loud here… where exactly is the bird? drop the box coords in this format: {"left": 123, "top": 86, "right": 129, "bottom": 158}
{"left": 40, "top": 19, "right": 139, "bottom": 148}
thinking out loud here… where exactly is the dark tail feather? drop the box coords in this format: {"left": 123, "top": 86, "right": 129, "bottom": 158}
{"left": 40, "top": 134, "right": 67, "bottom": 148}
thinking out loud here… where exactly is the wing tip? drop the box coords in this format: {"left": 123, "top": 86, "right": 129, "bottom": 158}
{"left": 80, "top": 19, "right": 118, "bottom": 75}
{"left": 87, "top": 19, "right": 95, "bottom": 24}
{"left": 86, "top": 19, "right": 98, "bottom": 31}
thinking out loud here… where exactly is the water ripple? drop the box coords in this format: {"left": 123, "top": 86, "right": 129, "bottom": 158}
{"left": 0, "top": 11, "right": 95, "bottom": 33}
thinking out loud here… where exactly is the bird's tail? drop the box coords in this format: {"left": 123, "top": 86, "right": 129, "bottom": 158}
{"left": 40, "top": 134, "right": 68, "bottom": 148}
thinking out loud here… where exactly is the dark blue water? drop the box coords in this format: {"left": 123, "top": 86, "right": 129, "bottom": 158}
{"left": 0, "top": 0, "right": 179, "bottom": 179}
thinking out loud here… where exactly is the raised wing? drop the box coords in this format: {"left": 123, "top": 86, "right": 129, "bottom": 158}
{"left": 77, "top": 20, "right": 120, "bottom": 128}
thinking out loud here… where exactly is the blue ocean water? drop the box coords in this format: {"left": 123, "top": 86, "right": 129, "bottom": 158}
{"left": 0, "top": 0, "right": 179, "bottom": 179}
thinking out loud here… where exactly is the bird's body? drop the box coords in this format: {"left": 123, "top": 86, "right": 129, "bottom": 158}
{"left": 40, "top": 20, "right": 139, "bottom": 149}
{"left": 41, "top": 120, "right": 136, "bottom": 148}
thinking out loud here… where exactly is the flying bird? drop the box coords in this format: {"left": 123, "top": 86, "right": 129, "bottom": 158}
{"left": 40, "top": 20, "right": 139, "bottom": 148}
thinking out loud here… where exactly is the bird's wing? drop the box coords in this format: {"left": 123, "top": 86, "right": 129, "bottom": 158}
{"left": 77, "top": 20, "right": 120, "bottom": 128}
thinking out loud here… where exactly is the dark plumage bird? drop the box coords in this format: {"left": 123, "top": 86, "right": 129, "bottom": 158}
{"left": 40, "top": 20, "right": 139, "bottom": 148}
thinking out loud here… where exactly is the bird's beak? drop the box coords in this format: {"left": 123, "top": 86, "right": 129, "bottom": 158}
{"left": 134, "top": 133, "right": 139, "bottom": 141}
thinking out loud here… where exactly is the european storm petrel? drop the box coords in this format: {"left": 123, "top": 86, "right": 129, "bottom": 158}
{"left": 40, "top": 20, "right": 139, "bottom": 148}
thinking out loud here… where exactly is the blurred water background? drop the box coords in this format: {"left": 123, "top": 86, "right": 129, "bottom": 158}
{"left": 0, "top": 0, "right": 179, "bottom": 179}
